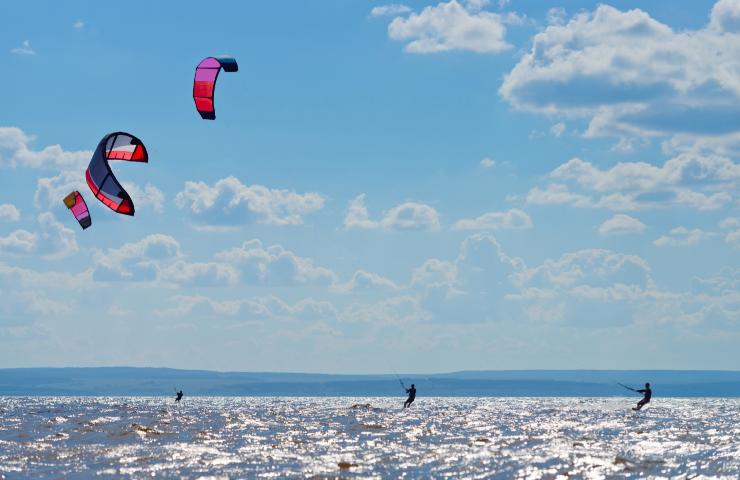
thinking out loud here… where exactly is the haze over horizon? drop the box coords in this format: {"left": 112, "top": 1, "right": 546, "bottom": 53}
{"left": 1, "top": 0, "right": 738, "bottom": 373}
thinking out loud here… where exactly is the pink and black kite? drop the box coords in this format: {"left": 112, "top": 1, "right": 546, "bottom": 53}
{"left": 193, "top": 56, "right": 238, "bottom": 120}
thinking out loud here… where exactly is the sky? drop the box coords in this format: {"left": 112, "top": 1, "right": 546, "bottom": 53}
{"left": 0, "top": 0, "right": 738, "bottom": 373}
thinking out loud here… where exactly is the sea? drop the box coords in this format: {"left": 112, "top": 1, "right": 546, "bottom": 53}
{"left": 1, "top": 397, "right": 738, "bottom": 479}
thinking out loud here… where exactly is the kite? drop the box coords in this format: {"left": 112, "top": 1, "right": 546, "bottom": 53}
{"left": 193, "top": 56, "right": 238, "bottom": 120}
{"left": 86, "top": 132, "right": 148, "bottom": 216}
{"left": 62, "top": 191, "right": 91, "bottom": 230}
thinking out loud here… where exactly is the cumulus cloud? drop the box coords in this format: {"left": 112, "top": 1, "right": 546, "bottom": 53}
{"left": 175, "top": 176, "right": 324, "bottom": 227}
{"left": 36, "top": 212, "right": 78, "bottom": 259}
{"left": 333, "top": 270, "right": 399, "bottom": 293}
{"left": 121, "top": 182, "right": 166, "bottom": 213}
{"left": 528, "top": 153, "right": 738, "bottom": 211}
{"left": 452, "top": 208, "right": 533, "bottom": 230}
{"left": 215, "top": 239, "right": 337, "bottom": 286}
{"left": 508, "top": 249, "right": 655, "bottom": 326}
{"left": 653, "top": 227, "right": 716, "bottom": 247}
{"left": 526, "top": 184, "right": 594, "bottom": 208}
{"left": 92, "top": 234, "right": 186, "bottom": 283}
{"left": 0, "top": 213, "right": 77, "bottom": 259}
{"left": 383, "top": 0, "right": 512, "bottom": 54}
{"left": 34, "top": 170, "right": 86, "bottom": 209}
{"left": 0, "top": 127, "right": 90, "bottom": 169}
{"left": 0, "top": 204, "right": 20, "bottom": 222}
{"left": 382, "top": 202, "right": 441, "bottom": 230}
{"left": 344, "top": 194, "right": 440, "bottom": 231}
{"left": 0, "top": 230, "right": 36, "bottom": 255}
{"left": 407, "top": 233, "right": 525, "bottom": 323}
{"left": 598, "top": 214, "right": 646, "bottom": 236}
{"left": 499, "top": 2, "right": 740, "bottom": 149}
{"left": 371, "top": 4, "right": 411, "bottom": 17}
{"left": 10, "top": 40, "right": 35, "bottom": 56}
{"left": 710, "top": 0, "right": 740, "bottom": 32}
{"left": 411, "top": 258, "right": 457, "bottom": 289}
{"left": 73, "top": 20, "right": 84, "bottom": 30}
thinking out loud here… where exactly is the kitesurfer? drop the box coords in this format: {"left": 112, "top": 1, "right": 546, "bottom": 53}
{"left": 404, "top": 384, "right": 416, "bottom": 408}
{"left": 620, "top": 382, "right": 651, "bottom": 410}
{"left": 633, "top": 383, "right": 651, "bottom": 411}
{"left": 175, "top": 390, "right": 183, "bottom": 403}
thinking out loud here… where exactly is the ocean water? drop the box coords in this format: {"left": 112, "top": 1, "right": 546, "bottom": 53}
{"left": 0, "top": 397, "right": 738, "bottom": 479}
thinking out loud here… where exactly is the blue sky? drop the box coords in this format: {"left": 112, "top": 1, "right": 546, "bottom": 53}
{"left": 0, "top": 0, "right": 738, "bottom": 373}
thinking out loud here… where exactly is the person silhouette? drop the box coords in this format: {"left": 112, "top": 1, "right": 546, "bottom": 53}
{"left": 633, "top": 383, "right": 651, "bottom": 411}
{"left": 404, "top": 384, "right": 416, "bottom": 408}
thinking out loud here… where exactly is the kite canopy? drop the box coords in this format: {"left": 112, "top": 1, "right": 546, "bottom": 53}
{"left": 193, "top": 56, "right": 238, "bottom": 120}
{"left": 85, "top": 132, "right": 148, "bottom": 216}
{"left": 62, "top": 191, "right": 92, "bottom": 230}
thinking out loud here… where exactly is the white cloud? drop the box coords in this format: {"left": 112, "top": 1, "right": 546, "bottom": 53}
{"left": 343, "top": 194, "right": 378, "bottom": 230}
{"left": 0, "top": 230, "right": 37, "bottom": 255}
{"left": 407, "top": 233, "right": 525, "bottom": 323}
{"left": 479, "top": 157, "right": 495, "bottom": 168}
{"left": 385, "top": 0, "right": 512, "bottom": 54}
{"left": 0, "top": 204, "right": 20, "bottom": 222}
{"left": 0, "top": 213, "right": 77, "bottom": 259}
{"left": 551, "top": 155, "right": 739, "bottom": 193}
{"left": 528, "top": 153, "right": 739, "bottom": 211}
{"left": 333, "top": 270, "right": 399, "bottom": 293}
{"left": 0, "top": 127, "right": 90, "bottom": 169}
{"left": 371, "top": 4, "right": 411, "bottom": 17}
{"left": 710, "top": 0, "right": 740, "bottom": 32}
{"left": 73, "top": 20, "right": 84, "bottom": 30}
{"left": 36, "top": 212, "right": 78, "bottom": 259}
{"left": 92, "top": 234, "right": 182, "bottom": 283}
{"left": 654, "top": 227, "right": 716, "bottom": 247}
{"left": 175, "top": 176, "right": 324, "bottom": 227}
{"left": 215, "top": 239, "right": 337, "bottom": 286}
{"left": 10, "top": 40, "right": 35, "bottom": 56}
{"left": 34, "top": 170, "right": 86, "bottom": 209}
{"left": 382, "top": 202, "right": 441, "bottom": 230}
{"left": 512, "top": 249, "right": 651, "bottom": 291}
{"left": 121, "top": 182, "right": 166, "bottom": 213}
{"left": 411, "top": 258, "right": 457, "bottom": 288}
{"left": 344, "top": 194, "right": 441, "bottom": 231}
{"left": 499, "top": 3, "right": 740, "bottom": 148}
{"left": 159, "top": 260, "right": 239, "bottom": 287}
{"left": 598, "top": 214, "right": 646, "bottom": 236}
{"left": 452, "top": 208, "right": 533, "bottom": 230}
{"left": 526, "top": 184, "right": 594, "bottom": 208}
{"left": 550, "top": 122, "right": 566, "bottom": 137}
{"left": 508, "top": 248, "right": 657, "bottom": 327}
{"left": 546, "top": 7, "right": 567, "bottom": 25}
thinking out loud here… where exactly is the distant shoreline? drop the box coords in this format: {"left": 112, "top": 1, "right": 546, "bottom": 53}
{"left": 2, "top": 367, "right": 739, "bottom": 397}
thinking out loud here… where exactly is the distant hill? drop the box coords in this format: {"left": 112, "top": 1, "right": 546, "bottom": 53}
{"left": 1, "top": 367, "right": 739, "bottom": 396}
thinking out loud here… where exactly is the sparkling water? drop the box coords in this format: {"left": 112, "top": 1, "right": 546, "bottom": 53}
{"left": 1, "top": 397, "right": 738, "bottom": 478}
